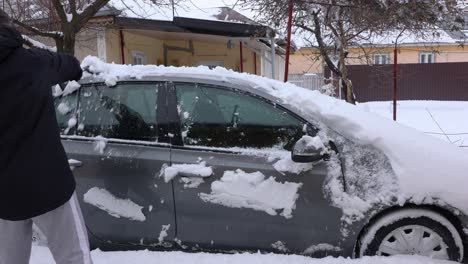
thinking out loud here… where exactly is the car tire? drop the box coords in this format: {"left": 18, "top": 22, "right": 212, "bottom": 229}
{"left": 357, "top": 208, "right": 464, "bottom": 262}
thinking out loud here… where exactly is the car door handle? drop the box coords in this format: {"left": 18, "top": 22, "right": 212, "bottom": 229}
{"left": 68, "top": 159, "right": 83, "bottom": 168}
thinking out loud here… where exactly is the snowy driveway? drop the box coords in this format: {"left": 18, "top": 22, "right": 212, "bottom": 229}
{"left": 30, "top": 245, "right": 456, "bottom": 264}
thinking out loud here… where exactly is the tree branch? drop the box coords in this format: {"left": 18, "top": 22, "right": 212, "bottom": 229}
{"left": 50, "top": 0, "right": 68, "bottom": 24}
{"left": 76, "top": 0, "right": 109, "bottom": 28}
{"left": 12, "top": 18, "right": 62, "bottom": 39}
{"left": 70, "top": 0, "right": 77, "bottom": 18}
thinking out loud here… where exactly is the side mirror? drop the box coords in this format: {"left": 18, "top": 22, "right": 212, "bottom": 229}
{"left": 291, "top": 135, "right": 327, "bottom": 163}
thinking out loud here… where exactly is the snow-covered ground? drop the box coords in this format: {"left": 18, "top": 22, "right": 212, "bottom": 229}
{"left": 30, "top": 245, "right": 457, "bottom": 264}
{"left": 358, "top": 101, "right": 468, "bottom": 148}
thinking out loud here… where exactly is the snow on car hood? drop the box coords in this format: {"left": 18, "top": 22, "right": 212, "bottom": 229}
{"left": 81, "top": 56, "right": 468, "bottom": 216}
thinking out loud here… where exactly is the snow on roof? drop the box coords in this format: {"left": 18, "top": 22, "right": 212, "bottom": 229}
{"left": 295, "top": 29, "right": 464, "bottom": 49}
{"left": 108, "top": 1, "right": 253, "bottom": 24}
{"left": 360, "top": 30, "right": 463, "bottom": 46}
{"left": 81, "top": 56, "right": 468, "bottom": 218}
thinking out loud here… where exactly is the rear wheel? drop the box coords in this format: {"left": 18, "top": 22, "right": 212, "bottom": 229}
{"left": 358, "top": 208, "right": 464, "bottom": 262}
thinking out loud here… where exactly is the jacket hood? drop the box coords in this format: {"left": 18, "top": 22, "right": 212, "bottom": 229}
{"left": 0, "top": 26, "right": 23, "bottom": 62}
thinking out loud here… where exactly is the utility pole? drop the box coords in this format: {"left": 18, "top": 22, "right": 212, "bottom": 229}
{"left": 393, "top": 46, "right": 398, "bottom": 121}
{"left": 284, "top": 0, "right": 293, "bottom": 82}
{"left": 393, "top": 30, "right": 405, "bottom": 121}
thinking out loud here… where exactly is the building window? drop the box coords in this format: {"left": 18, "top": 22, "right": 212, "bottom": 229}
{"left": 420, "top": 52, "right": 435, "bottom": 63}
{"left": 131, "top": 51, "right": 147, "bottom": 65}
{"left": 373, "top": 54, "right": 388, "bottom": 65}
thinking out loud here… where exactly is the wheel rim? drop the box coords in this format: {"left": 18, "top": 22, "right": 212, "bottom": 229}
{"left": 377, "top": 225, "right": 449, "bottom": 260}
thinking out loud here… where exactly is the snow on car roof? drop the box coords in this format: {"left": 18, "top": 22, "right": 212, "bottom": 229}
{"left": 81, "top": 56, "right": 468, "bottom": 217}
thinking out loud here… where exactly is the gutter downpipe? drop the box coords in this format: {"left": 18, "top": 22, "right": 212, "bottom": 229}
{"left": 119, "top": 29, "right": 125, "bottom": 64}
{"left": 239, "top": 41, "right": 244, "bottom": 73}
{"left": 271, "top": 36, "right": 276, "bottom": 79}
{"left": 254, "top": 52, "right": 257, "bottom": 75}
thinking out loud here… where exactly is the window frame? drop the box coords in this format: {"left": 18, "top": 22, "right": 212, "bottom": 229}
{"left": 58, "top": 81, "right": 172, "bottom": 147}
{"left": 53, "top": 87, "right": 81, "bottom": 135}
{"left": 168, "top": 81, "right": 318, "bottom": 150}
{"left": 372, "top": 53, "right": 389, "bottom": 65}
{"left": 419, "top": 52, "right": 435, "bottom": 63}
{"left": 131, "top": 50, "right": 147, "bottom": 65}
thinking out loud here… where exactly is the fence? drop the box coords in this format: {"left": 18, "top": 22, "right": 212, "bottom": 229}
{"left": 346, "top": 62, "right": 468, "bottom": 102}
{"left": 288, "top": 74, "right": 326, "bottom": 91}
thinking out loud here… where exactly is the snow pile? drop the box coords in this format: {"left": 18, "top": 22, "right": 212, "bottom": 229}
{"left": 162, "top": 161, "right": 213, "bottom": 183}
{"left": 83, "top": 187, "right": 146, "bottom": 222}
{"left": 158, "top": 224, "right": 171, "bottom": 243}
{"left": 57, "top": 102, "right": 71, "bottom": 115}
{"left": 271, "top": 241, "right": 289, "bottom": 252}
{"left": 303, "top": 243, "right": 342, "bottom": 255}
{"left": 273, "top": 156, "right": 313, "bottom": 174}
{"left": 299, "top": 135, "right": 327, "bottom": 150}
{"left": 180, "top": 177, "right": 205, "bottom": 188}
{"left": 30, "top": 245, "right": 457, "bottom": 264}
{"left": 62, "top": 81, "right": 81, "bottom": 96}
{"left": 200, "top": 169, "right": 302, "bottom": 218}
{"left": 80, "top": 56, "right": 468, "bottom": 220}
{"left": 94, "top": 136, "right": 108, "bottom": 154}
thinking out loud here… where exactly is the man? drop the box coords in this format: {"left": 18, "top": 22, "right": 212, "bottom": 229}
{"left": 0, "top": 11, "right": 93, "bottom": 264}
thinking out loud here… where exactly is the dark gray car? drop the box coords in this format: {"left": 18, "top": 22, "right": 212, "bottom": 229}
{"left": 53, "top": 75, "right": 468, "bottom": 263}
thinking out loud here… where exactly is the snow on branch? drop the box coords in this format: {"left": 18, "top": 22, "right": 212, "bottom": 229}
{"left": 22, "top": 35, "right": 57, "bottom": 52}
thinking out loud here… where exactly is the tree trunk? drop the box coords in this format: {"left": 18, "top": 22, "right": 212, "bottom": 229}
{"left": 339, "top": 56, "right": 356, "bottom": 104}
{"left": 337, "top": 16, "right": 356, "bottom": 105}
{"left": 62, "top": 30, "right": 76, "bottom": 55}
{"left": 54, "top": 37, "right": 64, "bottom": 53}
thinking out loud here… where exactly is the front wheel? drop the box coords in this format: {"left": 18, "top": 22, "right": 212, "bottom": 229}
{"left": 357, "top": 208, "right": 464, "bottom": 262}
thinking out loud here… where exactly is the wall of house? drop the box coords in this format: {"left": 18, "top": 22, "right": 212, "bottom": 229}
{"left": 74, "top": 28, "right": 99, "bottom": 62}
{"left": 289, "top": 49, "right": 323, "bottom": 75}
{"left": 291, "top": 45, "right": 468, "bottom": 75}
{"left": 105, "top": 29, "right": 164, "bottom": 65}
{"left": 104, "top": 29, "right": 260, "bottom": 75}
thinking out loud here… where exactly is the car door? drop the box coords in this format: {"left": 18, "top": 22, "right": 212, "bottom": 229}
{"left": 54, "top": 81, "right": 176, "bottom": 247}
{"left": 166, "top": 82, "right": 343, "bottom": 255}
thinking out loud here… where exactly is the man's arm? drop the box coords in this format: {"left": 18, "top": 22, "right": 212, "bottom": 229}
{"left": 30, "top": 49, "right": 83, "bottom": 85}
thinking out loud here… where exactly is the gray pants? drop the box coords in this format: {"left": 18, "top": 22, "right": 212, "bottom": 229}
{"left": 0, "top": 193, "right": 93, "bottom": 264}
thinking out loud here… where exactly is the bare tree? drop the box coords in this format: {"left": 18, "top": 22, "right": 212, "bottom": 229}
{"left": 1, "top": 0, "right": 174, "bottom": 54}
{"left": 241, "top": 0, "right": 464, "bottom": 104}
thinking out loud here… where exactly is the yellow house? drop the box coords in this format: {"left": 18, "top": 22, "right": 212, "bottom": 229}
{"left": 290, "top": 31, "right": 468, "bottom": 75}
{"left": 70, "top": 6, "right": 286, "bottom": 80}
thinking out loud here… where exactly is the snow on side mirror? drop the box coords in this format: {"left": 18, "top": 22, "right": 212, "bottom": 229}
{"left": 291, "top": 135, "right": 327, "bottom": 163}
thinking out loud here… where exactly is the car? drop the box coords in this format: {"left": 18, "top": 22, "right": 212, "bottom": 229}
{"left": 52, "top": 56, "right": 468, "bottom": 262}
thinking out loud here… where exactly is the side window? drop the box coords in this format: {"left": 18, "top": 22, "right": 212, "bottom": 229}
{"left": 77, "top": 83, "right": 158, "bottom": 141}
{"left": 175, "top": 83, "right": 307, "bottom": 150}
{"left": 54, "top": 92, "right": 78, "bottom": 135}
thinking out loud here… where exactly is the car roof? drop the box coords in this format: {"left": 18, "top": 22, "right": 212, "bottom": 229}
{"left": 79, "top": 73, "right": 285, "bottom": 107}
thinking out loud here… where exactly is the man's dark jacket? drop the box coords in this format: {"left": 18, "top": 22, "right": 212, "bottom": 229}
{"left": 0, "top": 26, "right": 83, "bottom": 220}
